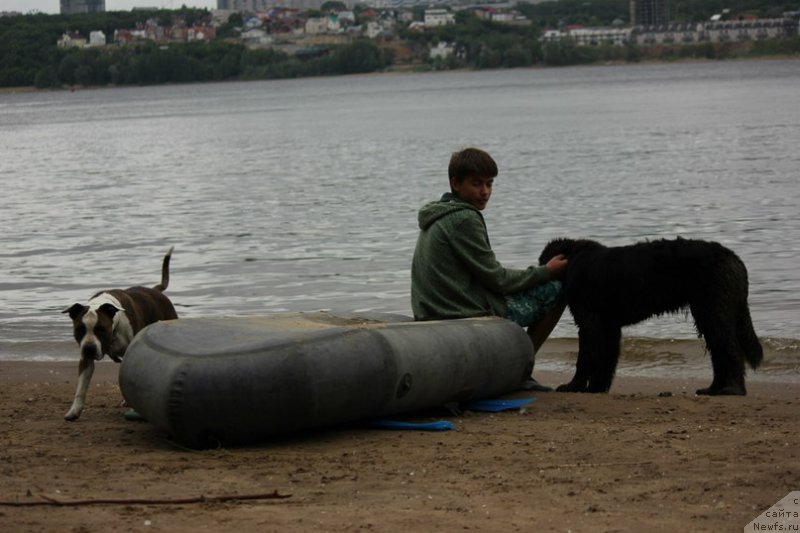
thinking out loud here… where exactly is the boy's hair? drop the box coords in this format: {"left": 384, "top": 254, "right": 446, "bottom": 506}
{"left": 448, "top": 148, "right": 498, "bottom": 183}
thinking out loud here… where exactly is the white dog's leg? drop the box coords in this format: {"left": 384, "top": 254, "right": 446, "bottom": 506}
{"left": 65, "top": 358, "right": 95, "bottom": 421}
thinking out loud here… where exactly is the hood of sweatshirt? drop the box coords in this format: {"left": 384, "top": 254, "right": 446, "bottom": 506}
{"left": 418, "top": 193, "right": 480, "bottom": 230}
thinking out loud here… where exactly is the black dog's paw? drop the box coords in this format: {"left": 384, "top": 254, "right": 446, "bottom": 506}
{"left": 556, "top": 382, "right": 586, "bottom": 393}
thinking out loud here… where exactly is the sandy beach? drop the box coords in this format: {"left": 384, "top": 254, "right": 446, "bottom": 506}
{"left": 1, "top": 348, "right": 797, "bottom": 532}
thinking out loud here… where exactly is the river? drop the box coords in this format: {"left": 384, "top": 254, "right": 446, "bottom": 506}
{"left": 1, "top": 58, "right": 798, "bottom": 378}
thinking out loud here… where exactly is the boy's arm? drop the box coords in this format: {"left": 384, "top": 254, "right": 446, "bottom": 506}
{"left": 450, "top": 214, "right": 550, "bottom": 294}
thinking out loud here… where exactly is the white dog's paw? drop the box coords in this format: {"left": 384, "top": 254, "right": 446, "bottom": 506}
{"left": 64, "top": 405, "right": 82, "bottom": 421}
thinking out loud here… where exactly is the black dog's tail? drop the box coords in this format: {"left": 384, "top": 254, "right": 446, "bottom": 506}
{"left": 738, "top": 308, "right": 763, "bottom": 370}
{"left": 732, "top": 256, "right": 763, "bottom": 370}
{"left": 154, "top": 246, "right": 174, "bottom": 292}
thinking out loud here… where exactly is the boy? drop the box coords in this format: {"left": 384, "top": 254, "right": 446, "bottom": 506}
{"left": 410, "top": 147, "right": 567, "bottom": 391}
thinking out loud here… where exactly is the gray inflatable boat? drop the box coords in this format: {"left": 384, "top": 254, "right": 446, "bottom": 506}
{"left": 119, "top": 312, "right": 533, "bottom": 447}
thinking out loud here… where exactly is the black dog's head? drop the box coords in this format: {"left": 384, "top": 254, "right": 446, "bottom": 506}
{"left": 538, "top": 238, "right": 605, "bottom": 265}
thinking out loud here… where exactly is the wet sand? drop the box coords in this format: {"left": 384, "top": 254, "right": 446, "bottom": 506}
{"left": 0, "top": 358, "right": 797, "bottom": 532}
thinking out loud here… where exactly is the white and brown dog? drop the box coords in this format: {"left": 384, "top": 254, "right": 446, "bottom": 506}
{"left": 63, "top": 247, "right": 178, "bottom": 421}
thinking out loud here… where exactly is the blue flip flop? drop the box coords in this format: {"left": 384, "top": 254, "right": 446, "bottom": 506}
{"left": 464, "top": 398, "right": 536, "bottom": 412}
{"left": 124, "top": 409, "right": 146, "bottom": 421}
{"left": 367, "top": 419, "right": 456, "bottom": 431}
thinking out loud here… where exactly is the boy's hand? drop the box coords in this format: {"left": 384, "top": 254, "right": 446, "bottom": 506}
{"left": 545, "top": 254, "right": 568, "bottom": 280}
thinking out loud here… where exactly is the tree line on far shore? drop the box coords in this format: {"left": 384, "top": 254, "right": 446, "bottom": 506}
{"left": 29, "top": 40, "right": 391, "bottom": 88}
{"left": 0, "top": 9, "right": 392, "bottom": 88}
{"left": 0, "top": 2, "right": 798, "bottom": 89}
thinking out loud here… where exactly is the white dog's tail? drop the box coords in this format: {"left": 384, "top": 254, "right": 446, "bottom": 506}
{"left": 154, "top": 246, "right": 174, "bottom": 292}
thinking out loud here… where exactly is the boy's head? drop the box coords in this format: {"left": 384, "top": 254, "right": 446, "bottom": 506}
{"left": 448, "top": 148, "right": 497, "bottom": 211}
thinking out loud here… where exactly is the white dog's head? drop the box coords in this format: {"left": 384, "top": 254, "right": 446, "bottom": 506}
{"left": 63, "top": 295, "right": 124, "bottom": 361}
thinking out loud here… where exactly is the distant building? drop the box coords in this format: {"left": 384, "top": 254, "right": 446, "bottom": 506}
{"left": 243, "top": 16, "right": 263, "bottom": 29}
{"left": 424, "top": 9, "right": 454, "bottom": 27}
{"left": 305, "top": 17, "right": 327, "bottom": 34}
{"left": 114, "top": 23, "right": 217, "bottom": 45}
{"left": 304, "top": 15, "right": 344, "bottom": 35}
{"left": 634, "top": 23, "right": 702, "bottom": 45}
{"left": 326, "top": 14, "right": 341, "bottom": 32}
{"left": 542, "top": 26, "right": 633, "bottom": 46}
{"left": 241, "top": 28, "right": 272, "bottom": 46}
{"left": 89, "top": 30, "right": 106, "bottom": 46}
{"left": 429, "top": 41, "right": 454, "bottom": 60}
{"left": 629, "top": 0, "right": 670, "bottom": 26}
{"left": 702, "top": 18, "right": 795, "bottom": 42}
{"left": 570, "top": 27, "right": 633, "bottom": 45}
{"left": 633, "top": 18, "right": 795, "bottom": 45}
{"left": 57, "top": 31, "right": 87, "bottom": 47}
{"left": 60, "top": 0, "right": 105, "bottom": 15}
{"left": 338, "top": 11, "right": 356, "bottom": 25}
{"left": 543, "top": 14, "right": 796, "bottom": 47}
{"left": 365, "top": 20, "right": 383, "bottom": 39}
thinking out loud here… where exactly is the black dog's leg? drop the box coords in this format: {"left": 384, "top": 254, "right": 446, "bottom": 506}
{"left": 693, "top": 304, "right": 747, "bottom": 396}
{"left": 586, "top": 326, "right": 621, "bottom": 393}
{"left": 556, "top": 321, "right": 597, "bottom": 392}
{"left": 696, "top": 338, "right": 746, "bottom": 395}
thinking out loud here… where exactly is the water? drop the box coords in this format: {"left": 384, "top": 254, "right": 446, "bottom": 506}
{"left": 1, "top": 59, "right": 798, "bottom": 379}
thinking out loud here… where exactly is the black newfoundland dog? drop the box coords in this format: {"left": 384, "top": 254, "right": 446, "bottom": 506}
{"left": 539, "top": 237, "right": 762, "bottom": 395}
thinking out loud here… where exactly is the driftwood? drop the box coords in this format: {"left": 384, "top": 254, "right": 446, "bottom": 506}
{"left": 0, "top": 490, "right": 291, "bottom": 507}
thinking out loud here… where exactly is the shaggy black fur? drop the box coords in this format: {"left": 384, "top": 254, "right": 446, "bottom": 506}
{"left": 539, "top": 237, "right": 763, "bottom": 395}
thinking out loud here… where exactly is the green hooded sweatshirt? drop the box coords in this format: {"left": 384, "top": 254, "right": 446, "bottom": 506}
{"left": 410, "top": 193, "right": 551, "bottom": 321}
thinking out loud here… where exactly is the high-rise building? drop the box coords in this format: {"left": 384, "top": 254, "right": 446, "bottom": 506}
{"left": 61, "top": 0, "right": 106, "bottom": 15}
{"left": 630, "top": 0, "right": 670, "bottom": 26}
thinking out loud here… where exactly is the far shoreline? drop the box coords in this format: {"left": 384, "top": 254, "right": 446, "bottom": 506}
{"left": 2, "top": 54, "right": 798, "bottom": 95}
